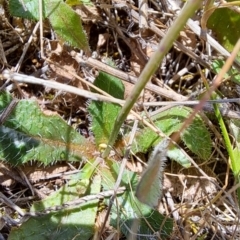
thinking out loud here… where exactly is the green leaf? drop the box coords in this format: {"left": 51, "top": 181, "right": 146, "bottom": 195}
{"left": 101, "top": 160, "right": 173, "bottom": 239}
{"left": 92, "top": 71, "right": 124, "bottom": 99}
{"left": 136, "top": 139, "right": 169, "bottom": 208}
{"left": 211, "top": 59, "right": 240, "bottom": 84}
{"left": 180, "top": 109, "right": 212, "bottom": 160}
{"left": 228, "top": 119, "right": 240, "bottom": 175}
{"left": 0, "top": 92, "right": 93, "bottom": 165}
{"left": 66, "top": 0, "right": 93, "bottom": 6}
{"left": 9, "top": 0, "right": 41, "bottom": 20}
{"left": 88, "top": 72, "right": 124, "bottom": 146}
{"left": 48, "top": 1, "right": 90, "bottom": 52}
{"left": 88, "top": 102, "right": 121, "bottom": 146}
{"left": 207, "top": 4, "right": 240, "bottom": 60}
{"left": 167, "top": 146, "right": 191, "bottom": 168}
{"left": 110, "top": 191, "right": 173, "bottom": 240}
{"left": 9, "top": 0, "right": 90, "bottom": 52}
{"left": 232, "top": 148, "right": 240, "bottom": 176}
{"left": 229, "top": 119, "right": 240, "bottom": 144}
{"left": 133, "top": 126, "right": 159, "bottom": 154}
{"left": 9, "top": 163, "right": 101, "bottom": 240}
{"left": 132, "top": 106, "right": 212, "bottom": 165}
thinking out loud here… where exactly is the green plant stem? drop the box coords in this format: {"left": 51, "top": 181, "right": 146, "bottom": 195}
{"left": 213, "top": 104, "right": 235, "bottom": 169}
{"left": 212, "top": 101, "right": 240, "bottom": 203}
{"left": 202, "top": 84, "right": 235, "bottom": 173}
{"left": 203, "top": 79, "right": 235, "bottom": 174}
{"left": 102, "top": 0, "right": 202, "bottom": 158}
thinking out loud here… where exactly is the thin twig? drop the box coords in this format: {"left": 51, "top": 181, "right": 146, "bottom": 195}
{"left": 187, "top": 18, "right": 240, "bottom": 71}
{"left": 0, "top": 192, "right": 25, "bottom": 216}
{"left": 100, "top": 120, "right": 139, "bottom": 236}
{"left": 3, "top": 69, "right": 240, "bottom": 136}
{"left": 0, "top": 98, "right": 18, "bottom": 125}
{"left": 171, "top": 38, "right": 240, "bottom": 144}
{"left": 14, "top": 22, "right": 40, "bottom": 72}
{"left": 73, "top": 53, "right": 186, "bottom": 101}
{"left": 2, "top": 70, "right": 125, "bottom": 105}
{"left": 24, "top": 187, "right": 126, "bottom": 218}
{"left": 39, "top": 0, "right": 45, "bottom": 59}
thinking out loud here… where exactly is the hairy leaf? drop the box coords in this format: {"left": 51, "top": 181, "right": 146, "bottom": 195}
{"left": 48, "top": 1, "right": 90, "bottom": 52}
{"left": 167, "top": 146, "right": 191, "bottom": 168}
{"left": 9, "top": 0, "right": 90, "bottom": 52}
{"left": 0, "top": 92, "right": 94, "bottom": 165}
{"left": 88, "top": 71, "right": 124, "bottom": 146}
{"left": 136, "top": 139, "right": 169, "bottom": 208}
{"left": 132, "top": 106, "right": 212, "bottom": 165}
{"left": 101, "top": 160, "right": 173, "bottom": 239}
{"left": 92, "top": 71, "right": 124, "bottom": 99}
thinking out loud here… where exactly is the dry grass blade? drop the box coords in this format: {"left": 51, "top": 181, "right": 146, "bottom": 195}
{"left": 2, "top": 70, "right": 125, "bottom": 104}
{"left": 100, "top": 120, "right": 139, "bottom": 236}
